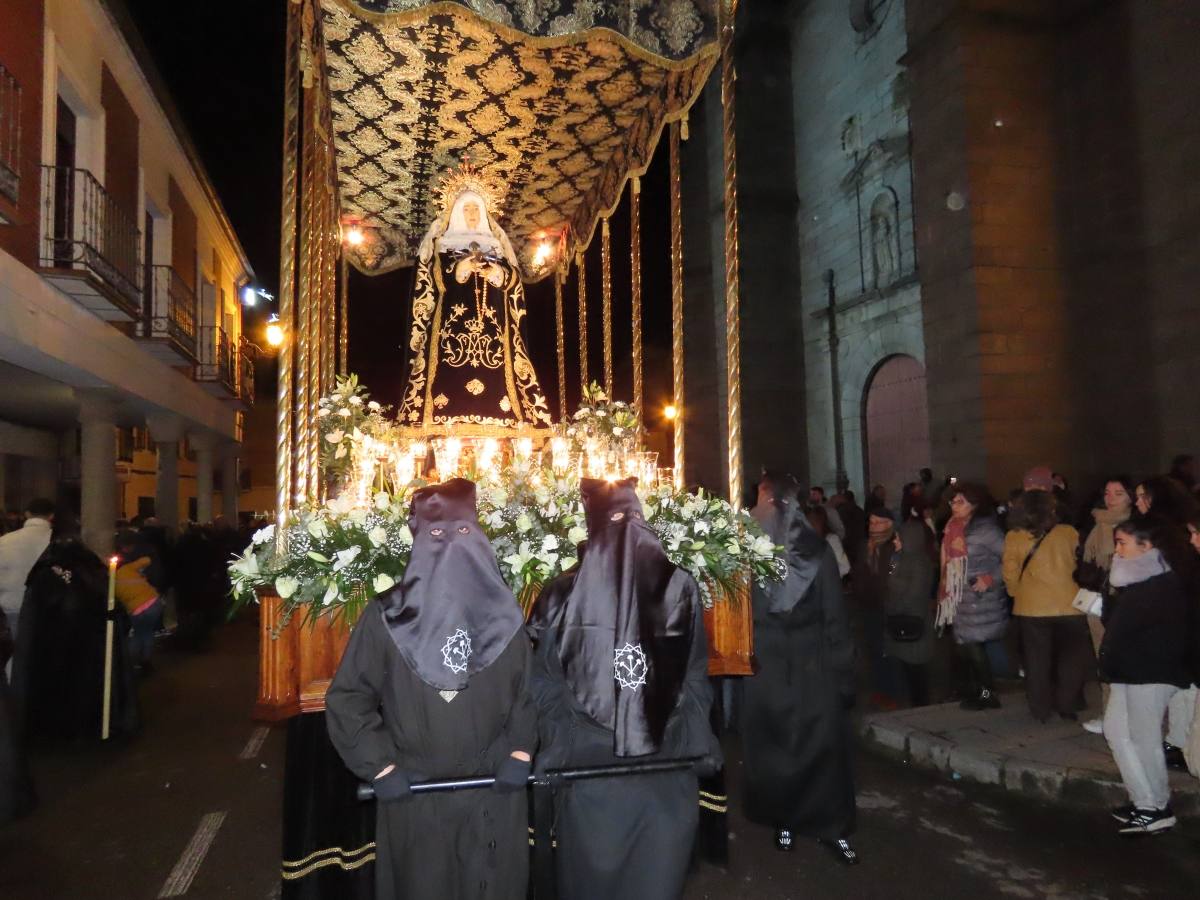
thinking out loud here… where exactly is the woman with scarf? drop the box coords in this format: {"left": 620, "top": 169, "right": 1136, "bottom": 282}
{"left": 936, "top": 483, "right": 1008, "bottom": 710}
{"left": 1076, "top": 477, "right": 1135, "bottom": 733}
{"left": 526, "top": 478, "right": 719, "bottom": 900}
{"left": 743, "top": 472, "right": 858, "bottom": 864}
{"left": 326, "top": 479, "right": 536, "bottom": 900}
{"left": 1101, "top": 517, "right": 1193, "bottom": 835}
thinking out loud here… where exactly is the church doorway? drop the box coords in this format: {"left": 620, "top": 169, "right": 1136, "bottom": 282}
{"left": 862, "top": 354, "right": 930, "bottom": 504}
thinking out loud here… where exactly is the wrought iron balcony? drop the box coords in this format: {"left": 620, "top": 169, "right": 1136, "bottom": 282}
{"left": 137, "top": 265, "right": 199, "bottom": 362}
{"left": 238, "top": 336, "right": 256, "bottom": 407}
{"left": 196, "top": 325, "right": 237, "bottom": 397}
{"left": 0, "top": 64, "right": 20, "bottom": 208}
{"left": 39, "top": 165, "right": 141, "bottom": 318}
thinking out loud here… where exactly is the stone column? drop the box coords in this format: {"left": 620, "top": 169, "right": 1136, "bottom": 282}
{"left": 147, "top": 414, "right": 184, "bottom": 534}
{"left": 220, "top": 442, "right": 240, "bottom": 523}
{"left": 77, "top": 390, "right": 120, "bottom": 557}
{"left": 190, "top": 432, "right": 216, "bottom": 525}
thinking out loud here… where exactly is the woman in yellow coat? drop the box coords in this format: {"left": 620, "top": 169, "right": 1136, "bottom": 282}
{"left": 1003, "top": 487, "right": 1093, "bottom": 722}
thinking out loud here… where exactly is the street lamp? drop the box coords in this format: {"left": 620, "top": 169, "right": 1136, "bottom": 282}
{"left": 265, "top": 314, "right": 286, "bottom": 348}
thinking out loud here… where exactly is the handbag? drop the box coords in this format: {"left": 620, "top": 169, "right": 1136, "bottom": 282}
{"left": 886, "top": 614, "right": 925, "bottom": 643}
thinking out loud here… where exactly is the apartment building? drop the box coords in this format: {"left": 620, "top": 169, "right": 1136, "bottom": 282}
{"left": 0, "top": 0, "right": 256, "bottom": 553}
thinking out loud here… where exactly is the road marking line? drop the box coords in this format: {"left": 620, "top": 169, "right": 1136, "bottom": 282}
{"left": 158, "top": 811, "right": 227, "bottom": 898}
{"left": 238, "top": 725, "right": 270, "bottom": 760}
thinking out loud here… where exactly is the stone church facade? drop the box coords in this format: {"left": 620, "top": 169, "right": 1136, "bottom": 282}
{"left": 680, "top": 0, "right": 1199, "bottom": 503}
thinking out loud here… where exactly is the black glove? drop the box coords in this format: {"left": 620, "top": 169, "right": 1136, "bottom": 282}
{"left": 373, "top": 768, "right": 414, "bottom": 803}
{"left": 693, "top": 755, "right": 723, "bottom": 778}
{"left": 493, "top": 755, "right": 531, "bottom": 793}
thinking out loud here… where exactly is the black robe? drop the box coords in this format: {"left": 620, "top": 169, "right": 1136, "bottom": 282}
{"left": 531, "top": 592, "right": 716, "bottom": 900}
{"left": 11, "top": 539, "right": 139, "bottom": 743}
{"left": 742, "top": 478, "right": 857, "bottom": 840}
{"left": 325, "top": 603, "right": 535, "bottom": 900}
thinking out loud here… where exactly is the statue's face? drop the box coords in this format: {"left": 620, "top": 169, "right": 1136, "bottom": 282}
{"left": 462, "top": 201, "right": 481, "bottom": 231}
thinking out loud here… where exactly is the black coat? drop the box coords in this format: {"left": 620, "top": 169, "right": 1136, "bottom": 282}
{"left": 529, "top": 584, "right": 718, "bottom": 900}
{"left": 1099, "top": 571, "right": 1193, "bottom": 687}
{"left": 325, "top": 604, "right": 535, "bottom": 900}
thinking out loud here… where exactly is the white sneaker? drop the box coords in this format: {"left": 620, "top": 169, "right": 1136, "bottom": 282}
{"left": 1082, "top": 718, "right": 1104, "bottom": 735}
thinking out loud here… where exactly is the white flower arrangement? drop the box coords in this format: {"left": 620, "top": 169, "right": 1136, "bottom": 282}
{"left": 230, "top": 374, "right": 787, "bottom": 623}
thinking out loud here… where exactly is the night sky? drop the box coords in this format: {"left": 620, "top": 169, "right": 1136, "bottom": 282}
{"left": 125, "top": 0, "right": 677, "bottom": 426}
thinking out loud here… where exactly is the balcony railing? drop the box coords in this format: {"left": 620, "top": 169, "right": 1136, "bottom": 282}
{"left": 238, "top": 337, "right": 256, "bottom": 407}
{"left": 139, "top": 265, "right": 198, "bottom": 361}
{"left": 0, "top": 64, "right": 20, "bottom": 206}
{"left": 40, "top": 165, "right": 141, "bottom": 315}
{"left": 196, "top": 325, "right": 237, "bottom": 396}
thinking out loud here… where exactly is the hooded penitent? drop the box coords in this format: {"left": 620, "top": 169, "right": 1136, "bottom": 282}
{"left": 751, "top": 472, "right": 827, "bottom": 615}
{"left": 379, "top": 478, "right": 523, "bottom": 691}
{"left": 542, "top": 478, "right": 694, "bottom": 757}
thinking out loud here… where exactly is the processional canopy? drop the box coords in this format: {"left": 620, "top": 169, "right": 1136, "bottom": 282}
{"left": 316, "top": 0, "right": 719, "bottom": 280}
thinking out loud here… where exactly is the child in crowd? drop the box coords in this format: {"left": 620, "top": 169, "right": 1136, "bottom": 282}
{"left": 113, "top": 530, "right": 164, "bottom": 671}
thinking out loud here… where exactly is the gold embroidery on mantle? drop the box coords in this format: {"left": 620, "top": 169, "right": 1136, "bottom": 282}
{"left": 466, "top": 379, "right": 485, "bottom": 395}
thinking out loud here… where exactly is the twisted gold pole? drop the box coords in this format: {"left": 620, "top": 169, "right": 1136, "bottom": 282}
{"left": 554, "top": 271, "right": 567, "bottom": 420}
{"left": 721, "top": 0, "right": 743, "bottom": 508}
{"left": 576, "top": 251, "right": 589, "bottom": 392}
{"left": 275, "top": 0, "right": 300, "bottom": 532}
{"left": 669, "top": 123, "right": 685, "bottom": 490}
{"left": 295, "top": 84, "right": 315, "bottom": 504}
{"left": 630, "top": 177, "right": 643, "bottom": 420}
{"left": 601, "top": 217, "right": 613, "bottom": 396}
{"left": 339, "top": 254, "right": 348, "bottom": 376}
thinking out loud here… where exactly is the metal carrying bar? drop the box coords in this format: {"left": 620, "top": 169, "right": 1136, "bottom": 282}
{"left": 355, "top": 757, "right": 701, "bottom": 801}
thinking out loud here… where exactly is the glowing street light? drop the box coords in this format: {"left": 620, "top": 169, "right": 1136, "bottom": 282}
{"left": 242, "top": 286, "right": 257, "bottom": 307}
{"left": 265, "top": 314, "right": 286, "bottom": 348}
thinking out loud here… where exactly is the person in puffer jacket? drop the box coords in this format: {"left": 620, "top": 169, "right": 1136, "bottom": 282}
{"left": 936, "top": 483, "right": 1008, "bottom": 710}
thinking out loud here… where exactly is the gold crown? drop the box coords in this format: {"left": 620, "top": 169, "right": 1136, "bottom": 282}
{"left": 437, "top": 159, "right": 505, "bottom": 217}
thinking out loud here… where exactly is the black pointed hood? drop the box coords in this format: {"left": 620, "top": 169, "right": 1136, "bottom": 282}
{"left": 378, "top": 478, "right": 523, "bottom": 690}
{"left": 552, "top": 478, "right": 695, "bottom": 757}
{"left": 750, "top": 471, "right": 827, "bottom": 614}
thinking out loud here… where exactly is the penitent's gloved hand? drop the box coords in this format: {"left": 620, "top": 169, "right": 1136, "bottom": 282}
{"left": 693, "top": 755, "right": 723, "bottom": 778}
{"left": 373, "top": 768, "right": 415, "bottom": 803}
{"left": 493, "top": 755, "right": 532, "bottom": 793}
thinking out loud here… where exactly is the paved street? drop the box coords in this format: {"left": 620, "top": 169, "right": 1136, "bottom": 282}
{"left": 2, "top": 621, "right": 1199, "bottom": 900}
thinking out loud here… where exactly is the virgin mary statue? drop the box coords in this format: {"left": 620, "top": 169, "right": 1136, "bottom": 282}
{"left": 397, "top": 168, "right": 552, "bottom": 435}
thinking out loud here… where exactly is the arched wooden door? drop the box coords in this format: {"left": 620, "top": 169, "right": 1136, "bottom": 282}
{"left": 863, "top": 355, "right": 930, "bottom": 503}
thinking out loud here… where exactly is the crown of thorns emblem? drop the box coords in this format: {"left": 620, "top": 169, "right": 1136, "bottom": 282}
{"left": 613, "top": 643, "right": 648, "bottom": 691}
{"left": 441, "top": 628, "right": 473, "bottom": 673}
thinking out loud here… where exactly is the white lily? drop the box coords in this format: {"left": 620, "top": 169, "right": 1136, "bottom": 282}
{"left": 307, "top": 518, "right": 329, "bottom": 539}
{"left": 322, "top": 581, "right": 340, "bottom": 606}
{"left": 333, "top": 545, "right": 362, "bottom": 572}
